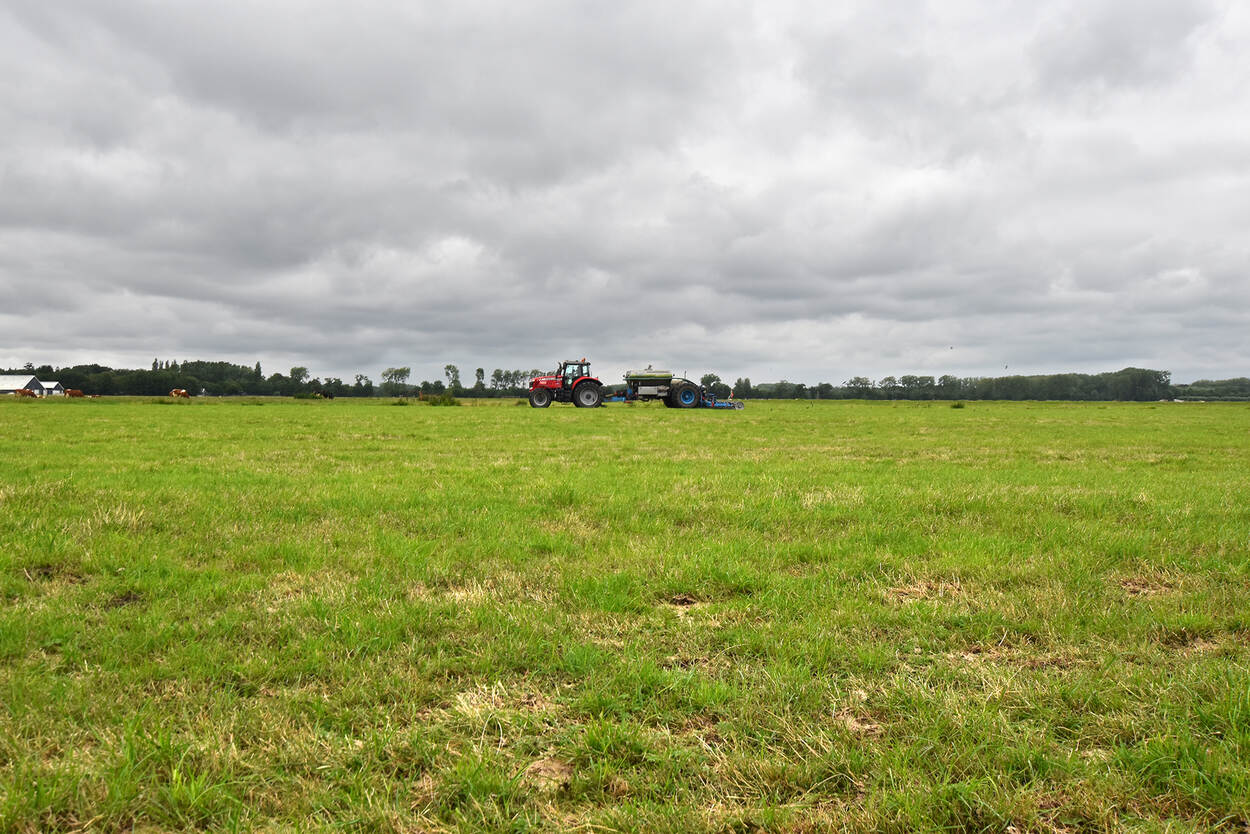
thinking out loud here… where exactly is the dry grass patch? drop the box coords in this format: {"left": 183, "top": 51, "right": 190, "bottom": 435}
{"left": 258, "top": 569, "right": 354, "bottom": 612}
{"left": 1118, "top": 576, "right": 1175, "bottom": 597}
{"left": 1180, "top": 637, "right": 1223, "bottom": 656}
{"left": 81, "top": 502, "right": 150, "bottom": 535}
{"left": 800, "top": 486, "right": 865, "bottom": 508}
{"left": 947, "top": 644, "right": 1086, "bottom": 671}
{"left": 437, "top": 571, "right": 554, "bottom": 606}
{"left": 452, "top": 682, "right": 556, "bottom": 717}
{"left": 887, "top": 577, "right": 964, "bottom": 603}
{"left": 834, "top": 709, "right": 883, "bottom": 737}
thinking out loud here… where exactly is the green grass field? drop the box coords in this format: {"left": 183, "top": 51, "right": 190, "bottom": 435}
{"left": 1, "top": 397, "right": 1248, "bottom": 832}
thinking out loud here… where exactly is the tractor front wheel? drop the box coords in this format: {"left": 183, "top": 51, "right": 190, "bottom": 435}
{"left": 573, "top": 383, "right": 602, "bottom": 408}
{"left": 529, "top": 388, "right": 552, "bottom": 408}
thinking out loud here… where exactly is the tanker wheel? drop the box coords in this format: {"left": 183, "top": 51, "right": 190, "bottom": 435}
{"left": 529, "top": 388, "right": 552, "bottom": 408}
{"left": 573, "top": 383, "right": 602, "bottom": 408}
{"left": 673, "top": 382, "right": 700, "bottom": 408}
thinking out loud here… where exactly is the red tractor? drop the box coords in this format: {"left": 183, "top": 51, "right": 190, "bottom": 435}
{"left": 528, "top": 359, "right": 603, "bottom": 408}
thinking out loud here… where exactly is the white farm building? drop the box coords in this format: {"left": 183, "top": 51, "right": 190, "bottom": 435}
{"left": 0, "top": 375, "right": 41, "bottom": 395}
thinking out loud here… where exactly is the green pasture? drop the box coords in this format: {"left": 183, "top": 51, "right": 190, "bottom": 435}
{"left": 1, "top": 397, "right": 1248, "bottom": 832}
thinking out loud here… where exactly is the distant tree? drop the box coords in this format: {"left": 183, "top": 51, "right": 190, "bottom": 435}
{"left": 879, "top": 376, "right": 899, "bottom": 399}
{"left": 1108, "top": 367, "right": 1172, "bottom": 401}
{"left": 353, "top": 374, "right": 374, "bottom": 397}
{"left": 995, "top": 375, "right": 1031, "bottom": 400}
{"left": 321, "top": 377, "right": 348, "bottom": 397}
{"left": 937, "top": 375, "right": 962, "bottom": 398}
{"left": 490, "top": 369, "right": 504, "bottom": 392}
{"left": 381, "top": 367, "right": 411, "bottom": 397}
{"left": 290, "top": 366, "right": 309, "bottom": 386}
{"left": 254, "top": 361, "right": 263, "bottom": 379}
{"left": 444, "top": 364, "right": 461, "bottom": 392}
{"left": 268, "top": 372, "right": 290, "bottom": 395}
{"left": 774, "top": 380, "right": 798, "bottom": 399}
{"left": 699, "top": 372, "right": 730, "bottom": 398}
{"left": 733, "top": 378, "right": 752, "bottom": 398}
{"left": 58, "top": 367, "right": 88, "bottom": 391}
{"left": 1173, "top": 377, "right": 1249, "bottom": 400}
{"left": 844, "top": 377, "right": 874, "bottom": 398}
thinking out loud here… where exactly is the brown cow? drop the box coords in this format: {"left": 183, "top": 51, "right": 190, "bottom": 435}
{"left": 169, "top": 388, "right": 190, "bottom": 398}
{"left": 14, "top": 389, "right": 37, "bottom": 398}
{"left": 66, "top": 389, "right": 85, "bottom": 398}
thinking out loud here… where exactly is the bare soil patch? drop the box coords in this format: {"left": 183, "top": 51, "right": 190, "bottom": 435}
{"left": 524, "top": 757, "right": 573, "bottom": 792}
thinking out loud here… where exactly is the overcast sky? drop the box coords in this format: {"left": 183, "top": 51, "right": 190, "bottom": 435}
{"left": 2, "top": 0, "right": 1247, "bottom": 385}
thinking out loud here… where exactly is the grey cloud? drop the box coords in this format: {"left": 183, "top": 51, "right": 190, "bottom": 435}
{"left": 1, "top": 1, "right": 1247, "bottom": 386}
{"left": 1031, "top": 0, "right": 1214, "bottom": 95}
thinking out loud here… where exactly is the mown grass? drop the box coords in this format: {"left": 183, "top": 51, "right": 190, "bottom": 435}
{"left": 1, "top": 396, "right": 1247, "bottom": 832}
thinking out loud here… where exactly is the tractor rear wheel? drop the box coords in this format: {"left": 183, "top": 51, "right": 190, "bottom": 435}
{"left": 671, "top": 382, "right": 700, "bottom": 409}
{"left": 573, "top": 383, "right": 602, "bottom": 408}
{"left": 529, "top": 388, "right": 552, "bottom": 408}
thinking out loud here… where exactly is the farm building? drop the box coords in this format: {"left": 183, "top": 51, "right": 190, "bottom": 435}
{"left": 0, "top": 375, "right": 42, "bottom": 395}
{"left": 39, "top": 381, "right": 64, "bottom": 396}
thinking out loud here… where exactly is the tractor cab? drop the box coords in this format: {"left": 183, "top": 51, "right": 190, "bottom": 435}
{"left": 559, "top": 361, "right": 590, "bottom": 389}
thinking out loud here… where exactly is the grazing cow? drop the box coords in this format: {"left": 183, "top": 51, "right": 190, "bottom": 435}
{"left": 15, "top": 389, "right": 37, "bottom": 398}
{"left": 66, "top": 389, "right": 85, "bottom": 398}
{"left": 169, "top": 388, "right": 190, "bottom": 398}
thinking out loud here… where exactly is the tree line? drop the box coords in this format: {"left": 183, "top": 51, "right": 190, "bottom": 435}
{"left": 734, "top": 368, "right": 1249, "bottom": 401}
{"left": 8, "top": 360, "right": 375, "bottom": 398}
{"left": 5, "top": 361, "right": 1247, "bottom": 401}
{"left": 3, "top": 361, "right": 550, "bottom": 399}
{"left": 376, "top": 365, "right": 546, "bottom": 398}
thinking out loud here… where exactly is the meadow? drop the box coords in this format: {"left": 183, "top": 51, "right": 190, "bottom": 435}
{"left": 0, "top": 396, "right": 1247, "bottom": 832}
